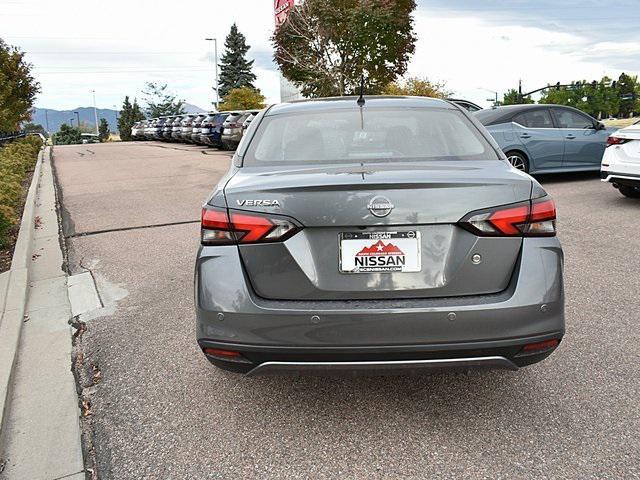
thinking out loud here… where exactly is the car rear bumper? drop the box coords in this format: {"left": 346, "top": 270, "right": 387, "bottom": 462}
{"left": 198, "top": 333, "right": 562, "bottom": 375}
{"left": 200, "top": 134, "right": 222, "bottom": 146}
{"left": 195, "top": 236, "right": 565, "bottom": 372}
{"left": 221, "top": 133, "right": 242, "bottom": 148}
{"left": 601, "top": 170, "right": 640, "bottom": 187}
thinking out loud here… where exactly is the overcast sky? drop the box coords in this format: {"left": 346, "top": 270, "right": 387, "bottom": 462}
{"left": 2, "top": 0, "right": 639, "bottom": 111}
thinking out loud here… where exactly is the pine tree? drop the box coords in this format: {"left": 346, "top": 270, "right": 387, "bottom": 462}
{"left": 117, "top": 96, "right": 146, "bottom": 141}
{"left": 218, "top": 24, "right": 257, "bottom": 98}
{"left": 98, "top": 118, "right": 110, "bottom": 142}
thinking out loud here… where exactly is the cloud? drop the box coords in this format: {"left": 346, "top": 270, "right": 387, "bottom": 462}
{"left": 409, "top": 6, "right": 640, "bottom": 106}
{"left": 1, "top": 0, "right": 638, "bottom": 111}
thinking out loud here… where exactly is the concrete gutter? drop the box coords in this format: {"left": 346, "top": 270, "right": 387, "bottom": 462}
{"left": 0, "top": 147, "right": 43, "bottom": 432}
{"left": 0, "top": 146, "right": 86, "bottom": 479}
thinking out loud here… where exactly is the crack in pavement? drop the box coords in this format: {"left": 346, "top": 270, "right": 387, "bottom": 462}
{"left": 67, "top": 219, "right": 199, "bottom": 238}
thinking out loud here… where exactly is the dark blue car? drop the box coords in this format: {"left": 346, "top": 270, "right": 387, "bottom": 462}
{"left": 199, "top": 112, "right": 230, "bottom": 148}
{"left": 476, "top": 104, "right": 613, "bottom": 174}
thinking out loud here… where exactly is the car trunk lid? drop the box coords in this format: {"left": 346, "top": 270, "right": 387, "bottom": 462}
{"left": 222, "top": 160, "right": 532, "bottom": 300}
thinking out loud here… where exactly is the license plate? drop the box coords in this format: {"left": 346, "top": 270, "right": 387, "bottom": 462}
{"left": 339, "top": 231, "right": 421, "bottom": 273}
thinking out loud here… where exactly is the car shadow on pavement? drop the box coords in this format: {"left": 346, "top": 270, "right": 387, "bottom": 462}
{"left": 205, "top": 365, "right": 546, "bottom": 422}
{"left": 533, "top": 171, "right": 600, "bottom": 186}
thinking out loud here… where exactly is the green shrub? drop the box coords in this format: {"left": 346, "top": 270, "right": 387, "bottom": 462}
{"left": 0, "top": 136, "right": 42, "bottom": 248}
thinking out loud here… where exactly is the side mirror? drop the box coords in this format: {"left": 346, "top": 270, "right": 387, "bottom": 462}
{"left": 595, "top": 122, "right": 606, "bottom": 131}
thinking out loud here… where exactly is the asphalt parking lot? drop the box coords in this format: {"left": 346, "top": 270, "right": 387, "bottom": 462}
{"left": 53, "top": 142, "right": 639, "bottom": 479}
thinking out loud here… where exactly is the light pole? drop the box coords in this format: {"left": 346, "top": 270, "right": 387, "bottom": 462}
{"left": 113, "top": 105, "right": 119, "bottom": 133}
{"left": 92, "top": 90, "right": 99, "bottom": 135}
{"left": 74, "top": 111, "right": 80, "bottom": 128}
{"left": 205, "top": 38, "right": 219, "bottom": 110}
{"left": 69, "top": 118, "right": 75, "bottom": 127}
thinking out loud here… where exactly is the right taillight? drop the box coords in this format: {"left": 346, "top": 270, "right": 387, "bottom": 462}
{"left": 459, "top": 197, "right": 556, "bottom": 237}
{"left": 201, "top": 206, "right": 300, "bottom": 246}
{"left": 607, "top": 136, "right": 631, "bottom": 146}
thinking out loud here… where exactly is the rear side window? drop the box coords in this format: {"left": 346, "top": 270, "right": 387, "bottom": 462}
{"left": 514, "top": 110, "right": 553, "bottom": 128}
{"left": 244, "top": 107, "right": 498, "bottom": 165}
{"left": 553, "top": 108, "right": 594, "bottom": 129}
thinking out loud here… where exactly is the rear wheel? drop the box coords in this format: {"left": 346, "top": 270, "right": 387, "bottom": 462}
{"left": 619, "top": 186, "right": 640, "bottom": 198}
{"left": 506, "top": 151, "right": 529, "bottom": 173}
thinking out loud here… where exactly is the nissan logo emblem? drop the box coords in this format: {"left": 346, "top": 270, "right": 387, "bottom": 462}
{"left": 367, "top": 196, "right": 394, "bottom": 217}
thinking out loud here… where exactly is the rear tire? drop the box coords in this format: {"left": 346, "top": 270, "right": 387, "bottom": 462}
{"left": 505, "top": 151, "right": 529, "bottom": 173}
{"left": 619, "top": 186, "right": 640, "bottom": 198}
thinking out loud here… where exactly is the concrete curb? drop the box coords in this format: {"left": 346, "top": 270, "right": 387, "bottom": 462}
{"left": 0, "top": 147, "right": 45, "bottom": 433}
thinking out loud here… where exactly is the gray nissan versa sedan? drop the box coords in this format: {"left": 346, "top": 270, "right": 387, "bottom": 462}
{"left": 195, "top": 96, "right": 564, "bottom": 376}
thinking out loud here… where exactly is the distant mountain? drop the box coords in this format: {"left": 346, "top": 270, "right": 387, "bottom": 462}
{"left": 183, "top": 103, "right": 207, "bottom": 114}
{"left": 32, "top": 103, "right": 208, "bottom": 133}
{"left": 32, "top": 107, "right": 118, "bottom": 134}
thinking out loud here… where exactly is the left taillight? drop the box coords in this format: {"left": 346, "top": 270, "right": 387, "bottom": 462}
{"left": 201, "top": 206, "right": 300, "bottom": 246}
{"left": 459, "top": 197, "right": 557, "bottom": 237}
{"left": 607, "top": 136, "right": 631, "bottom": 146}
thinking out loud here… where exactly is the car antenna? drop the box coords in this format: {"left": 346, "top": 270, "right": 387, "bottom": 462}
{"left": 357, "top": 74, "right": 365, "bottom": 107}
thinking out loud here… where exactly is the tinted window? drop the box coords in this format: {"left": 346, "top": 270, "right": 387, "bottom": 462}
{"left": 244, "top": 107, "right": 498, "bottom": 166}
{"left": 456, "top": 102, "right": 481, "bottom": 112}
{"left": 475, "top": 108, "right": 510, "bottom": 125}
{"left": 553, "top": 108, "right": 594, "bottom": 129}
{"left": 225, "top": 113, "right": 243, "bottom": 124}
{"left": 214, "top": 114, "right": 229, "bottom": 124}
{"left": 514, "top": 110, "right": 553, "bottom": 128}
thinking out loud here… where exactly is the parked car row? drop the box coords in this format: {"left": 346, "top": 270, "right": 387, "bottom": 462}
{"left": 130, "top": 110, "right": 260, "bottom": 150}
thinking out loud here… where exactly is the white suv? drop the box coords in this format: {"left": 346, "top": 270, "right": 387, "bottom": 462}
{"left": 601, "top": 120, "right": 640, "bottom": 198}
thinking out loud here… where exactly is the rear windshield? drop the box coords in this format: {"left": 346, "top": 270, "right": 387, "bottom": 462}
{"left": 225, "top": 113, "right": 243, "bottom": 123}
{"left": 244, "top": 107, "right": 498, "bottom": 165}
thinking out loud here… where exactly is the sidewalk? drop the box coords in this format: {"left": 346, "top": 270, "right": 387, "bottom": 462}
{"left": 0, "top": 148, "right": 85, "bottom": 479}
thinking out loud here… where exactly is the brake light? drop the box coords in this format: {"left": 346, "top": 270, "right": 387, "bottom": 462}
{"left": 460, "top": 197, "right": 556, "bottom": 237}
{"left": 201, "top": 206, "right": 300, "bottom": 245}
{"left": 607, "top": 136, "right": 631, "bottom": 146}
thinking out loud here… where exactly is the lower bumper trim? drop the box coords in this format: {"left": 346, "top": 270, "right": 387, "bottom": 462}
{"left": 246, "top": 356, "right": 518, "bottom": 376}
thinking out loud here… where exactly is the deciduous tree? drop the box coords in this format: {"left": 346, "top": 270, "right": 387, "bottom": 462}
{"left": 142, "top": 82, "right": 185, "bottom": 118}
{"left": 383, "top": 77, "right": 450, "bottom": 98}
{"left": 0, "top": 38, "right": 40, "bottom": 132}
{"left": 617, "top": 72, "right": 638, "bottom": 118}
{"left": 219, "top": 87, "right": 265, "bottom": 111}
{"left": 273, "top": 0, "right": 417, "bottom": 97}
{"left": 501, "top": 89, "right": 534, "bottom": 105}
